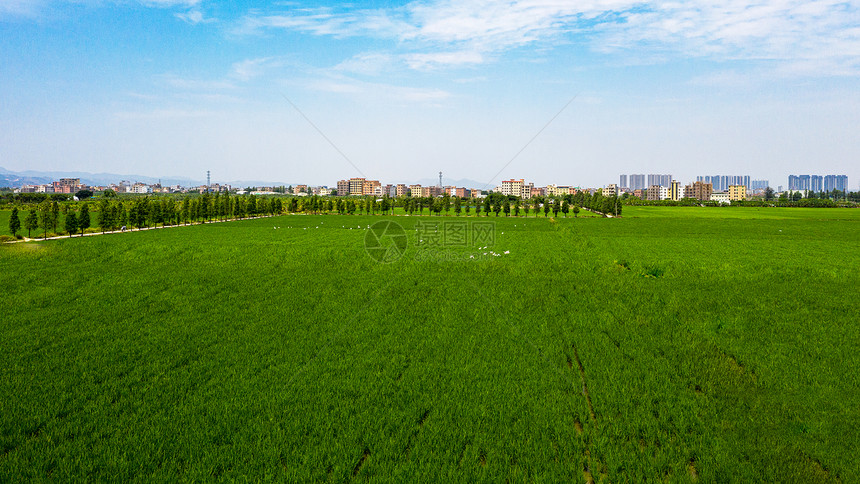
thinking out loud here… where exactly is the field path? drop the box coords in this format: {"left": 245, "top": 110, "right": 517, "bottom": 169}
{"left": 3, "top": 214, "right": 280, "bottom": 243}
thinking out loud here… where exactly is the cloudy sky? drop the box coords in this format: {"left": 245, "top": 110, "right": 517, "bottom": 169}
{"left": 2, "top": 0, "right": 859, "bottom": 188}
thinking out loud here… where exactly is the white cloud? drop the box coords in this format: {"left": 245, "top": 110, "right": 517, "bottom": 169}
{"left": 230, "top": 57, "right": 282, "bottom": 81}
{"left": 333, "top": 53, "right": 395, "bottom": 76}
{"left": 236, "top": 0, "right": 860, "bottom": 75}
{"left": 307, "top": 77, "right": 451, "bottom": 103}
{"left": 175, "top": 9, "right": 214, "bottom": 24}
{"left": 404, "top": 50, "right": 484, "bottom": 70}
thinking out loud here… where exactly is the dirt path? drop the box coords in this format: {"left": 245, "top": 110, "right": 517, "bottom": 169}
{"left": 4, "top": 215, "right": 278, "bottom": 244}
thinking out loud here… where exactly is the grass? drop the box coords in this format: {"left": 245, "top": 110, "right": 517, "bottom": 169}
{"left": 1, "top": 208, "right": 858, "bottom": 481}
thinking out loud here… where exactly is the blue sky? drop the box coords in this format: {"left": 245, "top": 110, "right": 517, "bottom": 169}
{"left": 2, "top": 0, "right": 859, "bottom": 189}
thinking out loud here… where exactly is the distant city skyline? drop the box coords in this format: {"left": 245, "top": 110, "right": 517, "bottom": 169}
{"left": 2, "top": 1, "right": 860, "bottom": 189}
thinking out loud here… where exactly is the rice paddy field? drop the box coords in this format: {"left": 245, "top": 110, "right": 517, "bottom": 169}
{"left": 2, "top": 206, "right": 858, "bottom": 481}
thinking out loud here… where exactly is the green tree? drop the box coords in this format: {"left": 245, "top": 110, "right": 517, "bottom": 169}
{"left": 39, "top": 201, "right": 52, "bottom": 239}
{"left": 514, "top": 200, "right": 521, "bottom": 217}
{"left": 494, "top": 202, "right": 502, "bottom": 217}
{"left": 524, "top": 201, "right": 530, "bottom": 217}
{"left": 75, "top": 189, "right": 94, "bottom": 200}
{"left": 102, "top": 188, "right": 117, "bottom": 198}
{"left": 50, "top": 201, "right": 60, "bottom": 233}
{"left": 64, "top": 209, "right": 78, "bottom": 237}
{"left": 533, "top": 197, "right": 541, "bottom": 217}
{"left": 562, "top": 200, "right": 570, "bottom": 217}
{"left": 573, "top": 204, "right": 580, "bottom": 218}
{"left": 454, "top": 197, "right": 461, "bottom": 216}
{"left": 9, "top": 206, "right": 21, "bottom": 237}
{"left": 78, "top": 203, "right": 90, "bottom": 235}
{"left": 503, "top": 199, "right": 511, "bottom": 217}
{"left": 552, "top": 200, "right": 560, "bottom": 218}
{"left": 543, "top": 200, "right": 551, "bottom": 217}
{"left": 475, "top": 202, "right": 481, "bottom": 217}
{"left": 97, "top": 198, "right": 110, "bottom": 233}
{"left": 484, "top": 197, "right": 492, "bottom": 217}
{"left": 24, "top": 209, "right": 39, "bottom": 238}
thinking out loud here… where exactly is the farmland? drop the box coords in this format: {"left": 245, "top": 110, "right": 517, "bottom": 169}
{"left": 1, "top": 207, "right": 858, "bottom": 481}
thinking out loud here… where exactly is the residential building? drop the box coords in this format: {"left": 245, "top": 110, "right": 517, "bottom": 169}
{"left": 362, "top": 180, "right": 381, "bottom": 196}
{"left": 395, "top": 184, "right": 408, "bottom": 197}
{"left": 409, "top": 184, "right": 422, "bottom": 197}
{"left": 629, "top": 174, "right": 646, "bottom": 191}
{"left": 501, "top": 179, "right": 524, "bottom": 198}
{"left": 646, "top": 185, "right": 667, "bottom": 201}
{"left": 337, "top": 179, "right": 349, "bottom": 196}
{"left": 669, "top": 180, "right": 681, "bottom": 201}
{"left": 619, "top": 175, "right": 627, "bottom": 189}
{"left": 293, "top": 184, "right": 308, "bottom": 195}
{"left": 604, "top": 184, "right": 618, "bottom": 198}
{"left": 53, "top": 178, "right": 81, "bottom": 194}
{"left": 685, "top": 181, "right": 713, "bottom": 201}
{"left": 728, "top": 185, "right": 746, "bottom": 201}
{"left": 824, "top": 175, "right": 849, "bottom": 192}
{"left": 711, "top": 192, "right": 730, "bottom": 204}
{"left": 647, "top": 174, "right": 673, "bottom": 187}
{"left": 130, "top": 183, "right": 152, "bottom": 194}
{"left": 349, "top": 177, "right": 366, "bottom": 195}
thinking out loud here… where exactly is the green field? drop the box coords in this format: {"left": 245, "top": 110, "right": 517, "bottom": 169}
{"left": 2, "top": 207, "right": 858, "bottom": 481}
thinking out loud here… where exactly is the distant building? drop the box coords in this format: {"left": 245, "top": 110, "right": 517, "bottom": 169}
{"left": 604, "top": 184, "right": 618, "bottom": 198}
{"left": 53, "top": 178, "right": 81, "bottom": 194}
{"left": 619, "top": 175, "right": 628, "bottom": 189}
{"left": 711, "top": 192, "right": 730, "bottom": 204}
{"left": 348, "top": 177, "right": 366, "bottom": 195}
{"left": 336, "top": 180, "right": 349, "bottom": 196}
{"left": 501, "top": 179, "right": 524, "bottom": 198}
{"left": 685, "top": 181, "right": 713, "bottom": 201}
{"left": 395, "top": 184, "right": 408, "bottom": 197}
{"left": 646, "top": 185, "right": 667, "bottom": 201}
{"left": 409, "top": 184, "right": 422, "bottom": 197}
{"left": 669, "top": 180, "right": 681, "bottom": 201}
{"left": 728, "top": 185, "right": 746, "bottom": 201}
{"left": 697, "top": 175, "right": 751, "bottom": 192}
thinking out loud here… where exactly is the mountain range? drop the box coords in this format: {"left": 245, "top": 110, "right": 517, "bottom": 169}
{"left": 0, "top": 166, "right": 491, "bottom": 191}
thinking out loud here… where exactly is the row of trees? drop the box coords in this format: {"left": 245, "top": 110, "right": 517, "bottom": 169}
{"left": 6, "top": 191, "right": 626, "bottom": 239}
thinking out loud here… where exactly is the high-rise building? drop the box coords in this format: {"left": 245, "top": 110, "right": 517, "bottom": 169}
{"left": 629, "top": 174, "right": 645, "bottom": 190}
{"left": 790, "top": 174, "right": 848, "bottom": 193}
{"left": 824, "top": 175, "right": 848, "bottom": 192}
{"left": 647, "top": 174, "right": 672, "bottom": 187}
{"left": 619, "top": 174, "right": 628, "bottom": 189}
{"left": 750, "top": 180, "right": 770, "bottom": 190}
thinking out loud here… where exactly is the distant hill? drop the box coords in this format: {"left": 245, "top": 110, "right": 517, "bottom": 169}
{"left": 0, "top": 166, "right": 203, "bottom": 188}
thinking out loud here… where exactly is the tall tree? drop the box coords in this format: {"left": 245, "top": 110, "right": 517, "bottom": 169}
{"left": 50, "top": 201, "right": 60, "bottom": 233}
{"left": 524, "top": 201, "right": 530, "bottom": 217}
{"left": 562, "top": 200, "right": 570, "bottom": 217}
{"left": 24, "top": 209, "right": 38, "bottom": 238}
{"left": 64, "top": 209, "right": 78, "bottom": 237}
{"left": 543, "top": 200, "right": 551, "bottom": 217}
{"left": 78, "top": 203, "right": 90, "bottom": 235}
{"left": 552, "top": 200, "right": 560, "bottom": 218}
{"left": 8, "top": 206, "right": 21, "bottom": 237}
{"left": 454, "top": 196, "right": 461, "bottom": 216}
{"left": 514, "top": 200, "right": 521, "bottom": 217}
{"left": 533, "top": 197, "right": 541, "bottom": 217}
{"left": 573, "top": 205, "right": 580, "bottom": 218}
{"left": 98, "top": 198, "right": 110, "bottom": 233}
{"left": 503, "top": 199, "right": 511, "bottom": 217}
{"left": 39, "top": 201, "right": 52, "bottom": 239}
